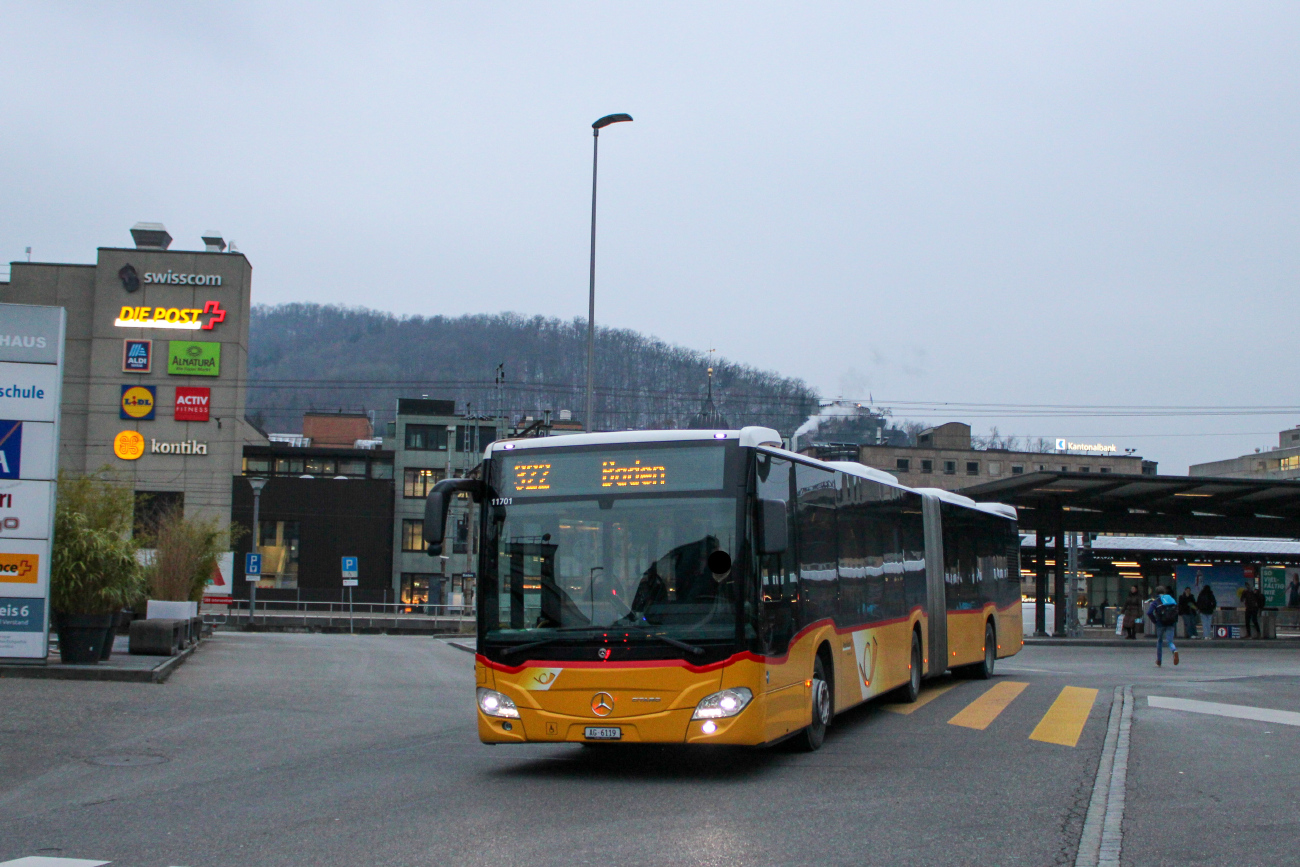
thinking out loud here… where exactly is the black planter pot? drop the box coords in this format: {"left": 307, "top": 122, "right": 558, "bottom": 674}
{"left": 54, "top": 613, "right": 113, "bottom": 665}
{"left": 100, "top": 610, "right": 126, "bottom": 661}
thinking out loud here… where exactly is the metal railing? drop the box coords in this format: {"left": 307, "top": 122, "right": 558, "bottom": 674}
{"left": 220, "top": 599, "right": 474, "bottom": 619}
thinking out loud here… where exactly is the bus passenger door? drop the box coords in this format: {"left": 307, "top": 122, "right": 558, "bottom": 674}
{"left": 756, "top": 453, "right": 804, "bottom": 739}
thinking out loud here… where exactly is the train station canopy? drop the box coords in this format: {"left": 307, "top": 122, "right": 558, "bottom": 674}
{"left": 961, "top": 471, "right": 1300, "bottom": 539}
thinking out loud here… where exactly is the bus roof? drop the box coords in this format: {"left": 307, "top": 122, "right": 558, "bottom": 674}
{"left": 485, "top": 428, "right": 1017, "bottom": 521}
{"left": 484, "top": 426, "right": 782, "bottom": 457}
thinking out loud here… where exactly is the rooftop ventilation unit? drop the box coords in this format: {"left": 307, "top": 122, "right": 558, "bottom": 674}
{"left": 130, "top": 222, "right": 172, "bottom": 250}
{"left": 201, "top": 231, "right": 226, "bottom": 253}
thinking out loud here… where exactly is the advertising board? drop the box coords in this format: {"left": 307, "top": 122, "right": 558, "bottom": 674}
{"left": 120, "top": 385, "right": 156, "bottom": 420}
{"left": 174, "top": 387, "right": 211, "bottom": 422}
{"left": 1176, "top": 564, "right": 1249, "bottom": 607}
{"left": 122, "top": 339, "right": 152, "bottom": 373}
{"left": 0, "top": 303, "right": 63, "bottom": 660}
{"left": 167, "top": 341, "right": 221, "bottom": 376}
{"left": 1261, "top": 566, "right": 1300, "bottom": 608}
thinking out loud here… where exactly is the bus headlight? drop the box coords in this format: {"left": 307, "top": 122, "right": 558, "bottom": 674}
{"left": 691, "top": 687, "right": 753, "bottom": 720}
{"left": 477, "top": 687, "right": 520, "bottom": 719}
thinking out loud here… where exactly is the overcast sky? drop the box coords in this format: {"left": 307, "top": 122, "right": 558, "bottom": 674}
{"left": 3, "top": 3, "right": 1298, "bottom": 471}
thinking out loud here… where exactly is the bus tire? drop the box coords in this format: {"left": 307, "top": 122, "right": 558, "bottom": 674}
{"left": 898, "top": 630, "right": 923, "bottom": 702}
{"left": 973, "top": 621, "right": 996, "bottom": 680}
{"left": 798, "top": 655, "right": 831, "bottom": 752}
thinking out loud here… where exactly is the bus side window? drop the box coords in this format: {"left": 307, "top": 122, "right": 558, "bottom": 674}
{"left": 795, "top": 462, "right": 839, "bottom": 628}
{"left": 757, "top": 453, "right": 795, "bottom": 654}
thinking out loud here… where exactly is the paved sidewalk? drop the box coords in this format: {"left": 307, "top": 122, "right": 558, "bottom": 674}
{"left": 0, "top": 635, "right": 195, "bottom": 683}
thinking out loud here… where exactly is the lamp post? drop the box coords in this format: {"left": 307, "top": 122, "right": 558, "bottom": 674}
{"left": 248, "top": 477, "right": 267, "bottom": 626}
{"left": 585, "top": 112, "right": 633, "bottom": 432}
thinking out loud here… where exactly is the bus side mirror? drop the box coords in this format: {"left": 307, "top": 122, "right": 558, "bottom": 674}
{"left": 424, "top": 478, "right": 483, "bottom": 556}
{"left": 757, "top": 498, "right": 787, "bottom": 555}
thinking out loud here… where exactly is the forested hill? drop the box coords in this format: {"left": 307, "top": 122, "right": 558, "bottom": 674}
{"left": 247, "top": 304, "right": 817, "bottom": 435}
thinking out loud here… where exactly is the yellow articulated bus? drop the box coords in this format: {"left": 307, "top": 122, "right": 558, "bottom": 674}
{"left": 423, "top": 426, "right": 1022, "bottom": 751}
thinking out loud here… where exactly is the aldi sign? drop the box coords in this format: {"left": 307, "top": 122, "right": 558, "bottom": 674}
{"left": 122, "top": 339, "right": 152, "bottom": 372}
{"left": 167, "top": 341, "right": 221, "bottom": 376}
{"left": 174, "top": 387, "right": 211, "bottom": 422}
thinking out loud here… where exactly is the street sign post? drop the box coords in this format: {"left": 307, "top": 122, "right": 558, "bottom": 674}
{"left": 245, "top": 552, "right": 262, "bottom": 580}
{"left": 342, "top": 556, "right": 358, "bottom": 632}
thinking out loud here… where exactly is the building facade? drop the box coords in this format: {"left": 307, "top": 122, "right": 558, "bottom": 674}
{"left": 389, "top": 399, "right": 502, "bottom": 607}
{"left": 2, "top": 223, "right": 264, "bottom": 525}
{"left": 839, "top": 422, "right": 1154, "bottom": 492}
{"left": 1189, "top": 425, "right": 1300, "bottom": 480}
{"left": 233, "top": 443, "right": 395, "bottom": 603}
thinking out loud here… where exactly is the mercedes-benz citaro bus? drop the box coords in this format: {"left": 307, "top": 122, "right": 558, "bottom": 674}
{"left": 422, "top": 426, "right": 1022, "bottom": 751}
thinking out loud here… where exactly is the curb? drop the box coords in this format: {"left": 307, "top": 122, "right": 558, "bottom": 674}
{"left": 1023, "top": 638, "right": 1299, "bottom": 649}
{"left": 446, "top": 641, "right": 476, "bottom": 654}
{"left": 0, "top": 644, "right": 196, "bottom": 684}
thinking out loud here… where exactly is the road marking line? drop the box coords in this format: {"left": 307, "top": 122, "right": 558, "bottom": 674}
{"left": 947, "top": 681, "right": 1028, "bottom": 730}
{"left": 0, "top": 858, "right": 110, "bottom": 867}
{"left": 1146, "top": 696, "right": 1300, "bottom": 727}
{"left": 1030, "top": 686, "right": 1099, "bottom": 747}
{"left": 883, "top": 680, "right": 961, "bottom": 714}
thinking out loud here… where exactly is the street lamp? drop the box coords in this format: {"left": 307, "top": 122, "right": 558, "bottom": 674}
{"left": 247, "top": 476, "right": 267, "bottom": 626}
{"left": 585, "top": 112, "right": 633, "bottom": 432}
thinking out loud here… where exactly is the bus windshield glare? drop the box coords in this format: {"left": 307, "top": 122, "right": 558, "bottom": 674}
{"left": 485, "top": 445, "right": 738, "bottom": 644}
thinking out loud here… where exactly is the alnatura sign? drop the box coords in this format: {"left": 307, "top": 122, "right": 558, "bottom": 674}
{"left": 167, "top": 341, "right": 221, "bottom": 376}
{"left": 114, "top": 301, "right": 227, "bottom": 331}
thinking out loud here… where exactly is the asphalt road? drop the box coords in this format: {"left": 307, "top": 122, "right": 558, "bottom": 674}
{"left": 1, "top": 634, "right": 1296, "bottom": 867}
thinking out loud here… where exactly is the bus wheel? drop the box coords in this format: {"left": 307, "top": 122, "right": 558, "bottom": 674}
{"left": 798, "top": 656, "right": 831, "bottom": 752}
{"left": 899, "top": 631, "right": 922, "bottom": 702}
{"left": 973, "top": 622, "right": 996, "bottom": 680}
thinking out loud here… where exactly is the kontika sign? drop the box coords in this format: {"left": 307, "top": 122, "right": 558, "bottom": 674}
{"left": 150, "top": 439, "right": 208, "bottom": 455}
{"left": 174, "top": 386, "right": 211, "bottom": 422}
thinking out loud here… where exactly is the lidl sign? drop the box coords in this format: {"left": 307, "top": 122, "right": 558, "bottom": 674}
{"left": 167, "top": 341, "right": 221, "bottom": 376}
{"left": 120, "top": 384, "right": 156, "bottom": 420}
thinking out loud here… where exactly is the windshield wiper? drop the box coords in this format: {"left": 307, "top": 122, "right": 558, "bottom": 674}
{"left": 499, "top": 626, "right": 601, "bottom": 657}
{"left": 499, "top": 625, "right": 704, "bottom": 658}
{"left": 621, "top": 623, "right": 705, "bottom": 657}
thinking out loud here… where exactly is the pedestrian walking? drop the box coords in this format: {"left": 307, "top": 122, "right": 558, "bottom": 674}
{"left": 1287, "top": 574, "right": 1300, "bottom": 609}
{"left": 1244, "top": 583, "right": 1263, "bottom": 639}
{"left": 1178, "top": 587, "right": 1198, "bottom": 639}
{"left": 1121, "top": 585, "right": 1143, "bottom": 640}
{"left": 1148, "top": 586, "right": 1179, "bottom": 666}
{"left": 1196, "top": 584, "right": 1216, "bottom": 640}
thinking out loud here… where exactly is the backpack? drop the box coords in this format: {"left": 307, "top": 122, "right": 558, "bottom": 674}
{"left": 1155, "top": 595, "right": 1179, "bottom": 627}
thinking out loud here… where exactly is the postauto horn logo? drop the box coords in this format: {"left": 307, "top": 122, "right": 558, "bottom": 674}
{"left": 120, "top": 385, "right": 156, "bottom": 421}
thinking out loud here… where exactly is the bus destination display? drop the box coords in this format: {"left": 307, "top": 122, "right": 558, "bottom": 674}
{"left": 497, "top": 446, "right": 724, "bottom": 497}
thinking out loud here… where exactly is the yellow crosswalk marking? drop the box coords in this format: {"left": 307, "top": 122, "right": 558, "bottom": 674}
{"left": 884, "top": 680, "right": 961, "bottom": 715}
{"left": 947, "top": 681, "right": 1029, "bottom": 730}
{"left": 1029, "top": 686, "right": 1099, "bottom": 747}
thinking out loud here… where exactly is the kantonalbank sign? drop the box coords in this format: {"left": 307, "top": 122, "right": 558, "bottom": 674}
{"left": 1056, "top": 438, "right": 1118, "bottom": 454}
{"left": 114, "top": 300, "right": 228, "bottom": 331}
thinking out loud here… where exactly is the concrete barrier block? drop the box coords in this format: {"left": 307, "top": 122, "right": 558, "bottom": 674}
{"left": 129, "top": 618, "right": 182, "bottom": 656}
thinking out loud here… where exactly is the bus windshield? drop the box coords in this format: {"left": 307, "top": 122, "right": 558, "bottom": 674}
{"left": 484, "top": 495, "right": 739, "bottom": 644}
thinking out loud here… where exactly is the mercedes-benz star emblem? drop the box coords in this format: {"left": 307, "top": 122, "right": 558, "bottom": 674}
{"left": 591, "top": 692, "right": 614, "bottom": 717}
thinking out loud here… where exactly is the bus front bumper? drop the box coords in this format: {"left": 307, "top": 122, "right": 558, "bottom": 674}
{"left": 478, "top": 699, "right": 768, "bottom": 745}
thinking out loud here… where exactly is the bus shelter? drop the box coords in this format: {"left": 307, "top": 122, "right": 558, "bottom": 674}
{"left": 960, "top": 471, "right": 1300, "bottom": 635}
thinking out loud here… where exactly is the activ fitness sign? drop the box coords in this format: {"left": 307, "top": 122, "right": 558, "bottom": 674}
{"left": 167, "top": 341, "right": 221, "bottom": 376}
{"left": 115, "top": 300, "right": 227, "bottom": 331}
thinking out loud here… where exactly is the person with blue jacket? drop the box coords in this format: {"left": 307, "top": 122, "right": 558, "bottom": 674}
{"left": 1148, "top": 586, "right": 1179, "bottom": 666}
